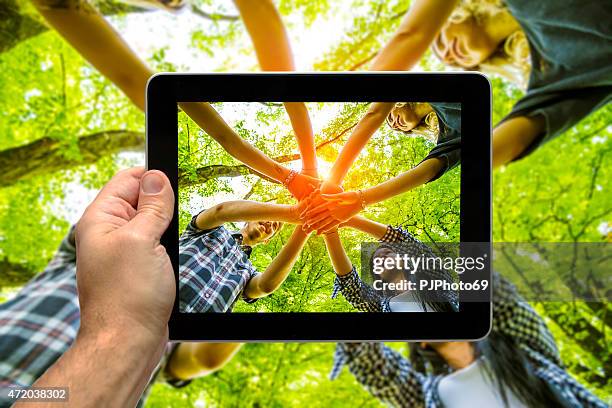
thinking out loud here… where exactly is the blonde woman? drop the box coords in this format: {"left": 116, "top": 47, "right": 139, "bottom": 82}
{"left": 302, "top": 0, "right": 611, "bottom": 234}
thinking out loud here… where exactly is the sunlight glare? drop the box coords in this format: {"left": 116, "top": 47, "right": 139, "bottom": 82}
{"left": 317, "top": 157, "right": 333, "bottom": 180}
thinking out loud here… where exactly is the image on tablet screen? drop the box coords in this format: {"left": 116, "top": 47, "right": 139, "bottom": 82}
{"left": 177, "top": 102, "right": 464, "bottom": 314}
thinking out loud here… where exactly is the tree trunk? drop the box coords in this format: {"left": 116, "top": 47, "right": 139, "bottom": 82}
{"left": 1, "top": 117, "right": 351, "bottom": 188}
{"left": 0, "top": 130, "right": 144, "bottom": 188}
{"left": 0, "top": 0, "right": 237, "bottom": 56}
{"left": 0, "top": 257, "right": 36, "bottom": 289}
{"left": 1, "top": 131, "right": 297, "bottom": 188}
{"left": 0, "top": 0, "right": 47, "bottom": 55}
{"left": 0, "top": 0, "right": 145, "bottom": 55}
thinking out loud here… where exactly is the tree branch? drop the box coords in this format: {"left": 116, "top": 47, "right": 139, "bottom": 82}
{"left": 190, "top": 4, "right": 239, "bottom": 21}
{"left": 180, "top": 122, "right": 357, "bottom": 188}
{"left": 0, "top": 0, "right": 149, "bottom": 55}
{"left": 0, "top": 257, "right": 37, "bottom": 288}
{"left": 0, "top": 130, "right": 144, "bottom": 188}
{"left": 0, "top": 113, "right": 355, "bottom": 190}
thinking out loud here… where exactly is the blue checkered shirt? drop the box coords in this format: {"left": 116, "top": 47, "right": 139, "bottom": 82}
{"left": 331, "top": 226, "right": 458, "bottom": 312}
{"left": 179, "top": 216, "right": 259, "bottom": 313}
{"left": 0, "top": 228, "right": 187, "bottom": 408}
{"left": 330, "top": 232, "right": 606, "bottom": 408}
{"left": 0, "top": 230, "right": 79, "bottom": 405}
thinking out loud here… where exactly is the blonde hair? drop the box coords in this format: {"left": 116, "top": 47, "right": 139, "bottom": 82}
{"left": 445, "top": 0, "right": 531, "bottom": 88}
{"left": 386, "top": 103, "right": 439, "bottom": 143}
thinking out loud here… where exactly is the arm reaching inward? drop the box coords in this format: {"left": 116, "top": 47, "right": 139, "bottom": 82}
{"left": 341, "top": 216, "right": 389, "bottom": 239}
{"left": 323, "top": 231, "right": 353, "bottom": 278}
{"left": 324, "top": 231, "right": 384, "bottom": 312}
{"left": 326, "top": 102, "right": 395, "bottom": 185}
{"left": 193, "top": 200, "right": 311, "bottom": 298}
{"left": 166, "top": 343, "right": 243, "bottom": 380}
{"left": 179, "top": 102, "right": 314, "bottom": 193}
{"left": 243, "top": 226, "right": 310, "bottom": 299}
{"left": 32, "top": 0, "right": 317, "bottom": 197}
{"left": 326, "top": 0, "right": 459, "bottom": 186}
{"left": 194, "top": 200, "right": 304, "bottom": 231}
{"left": 233, "top": 0, "right": 318, "bottom": 175}
{"left": 302, "top": 0, "right": 459, "bottom": 225}
{"left": 304, "top": 158, "right": 443, "bottom": 234}
{"left": 31, "top": 0, "right": 151, "bottom": 109}
{"left": 492, "top": 115, "right": 545, "bottom": 168}
{"left": 369, "top": 0, "right": 458, "bottom": 71}
{"left": 306, "top": 114, "right": 544, "bottom": 234}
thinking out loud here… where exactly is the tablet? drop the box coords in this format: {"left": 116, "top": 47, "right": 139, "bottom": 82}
{"left": 146, "top": 73, "right": 491, "bottom": 341}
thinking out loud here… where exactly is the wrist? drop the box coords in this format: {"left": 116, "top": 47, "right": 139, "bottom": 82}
{"left": 60, "top": 324, "right": 165, "bottom": 407}
{"left": 282, "top": 169, "right": 297, "bottom": 187}
{"left": 357, "top": 189, "right": 369, "bottom": 209}
{"left": 290, "top": 204, "right": 300, "bottom": 222}
{"left": 341, "top": 217, "right": 356, "bottom": 228}
{"left": 301, "top": 167, "right": 318, "bottom": 177}
{"left": 77, "top": 319, "right": 166, "bottom": 363}
{"left": 279, "top": 165, "right": 291, "bottom": 182}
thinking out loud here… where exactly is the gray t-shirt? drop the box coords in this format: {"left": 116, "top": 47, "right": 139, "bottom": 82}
{"left": 422, "top": 102, "right": 462, "bottom": 180}
{"left": 502, "top": 0, "right": 612, "bottom": 159}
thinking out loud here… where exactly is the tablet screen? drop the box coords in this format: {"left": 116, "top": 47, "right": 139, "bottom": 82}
{"left": 176, "top": 101, "right": 476, "bottom": 314}
{"left": 148, "top": 73, "right": 492, "bottom": 340}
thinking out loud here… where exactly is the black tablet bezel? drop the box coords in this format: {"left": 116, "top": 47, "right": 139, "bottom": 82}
{"left": 146, "top": 73, "right": 492, "bottom": 342}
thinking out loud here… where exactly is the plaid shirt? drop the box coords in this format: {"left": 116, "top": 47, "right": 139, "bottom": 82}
{"left": 0, "top": 228, "right": 187, "bottom": 408}
{"left": 330, "top": 231, "right": 606, "bottom": 408}
{"left": 331, "top": 226, "right": 459, "bottom": 312}
{"left": 179, "top": 216, "right": 259, "bottom": 313}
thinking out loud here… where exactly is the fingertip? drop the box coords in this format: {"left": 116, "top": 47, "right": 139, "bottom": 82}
{"left": 141, "top": 171, "right": 167, "bottom": 195}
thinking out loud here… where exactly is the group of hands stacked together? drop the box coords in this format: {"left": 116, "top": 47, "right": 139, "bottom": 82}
{"left": 286, "top": 171, "right": 363, "bottom": 235}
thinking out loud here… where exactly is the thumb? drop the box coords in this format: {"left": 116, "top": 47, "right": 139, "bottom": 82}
{"left": 130, "top": 170, "right": 175, "bottom": 240}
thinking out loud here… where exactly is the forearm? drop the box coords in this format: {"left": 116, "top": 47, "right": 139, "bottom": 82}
{"left": 323, "top": 232, "right": 353, "bottom": 276}
{"left": 233, "top": 1, "right": 317, "bottom": 174}
{"left": 343, "top": 216, "right": 388, "bottom": 240}
{"left": 32, "top": 0, "right": 152, "bottom": 110}
{"left": 244, "top": 227, "right": 308, "bottom": 298}
{"left": 370, "top": 31, "right": 431, "bottom": 72}
{"left": 370, "top": 0, "right": 458, "bottom": 71}
{"left": 283, "top": 102, "right": 317, "bottom": 173}
{"left": 16, "top": 330, "right": 164, "bottom": 408}
{"left": 233, "top": 0, "right": 294, "bottom": 71}
{"left": 195, "top": 201, "right": 299, "bottom": 230}
{"left": 363, "top": 158, "right": 444, "bottom": 205}
{"left": 329, "top": 102, "right": 394, "bottom": 184}
{"left": 167, "top": 343, "right": 242, "bottom": 379}
{"left": 492, "top": 115, "right": 544, "bottom": 168}
{"left": 179, "top": 102, "right": 290, "bottom": 183}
